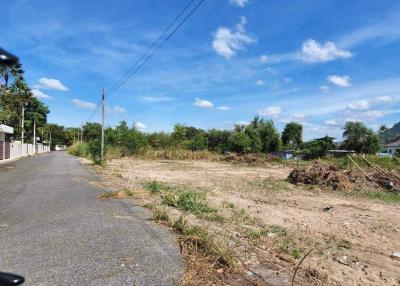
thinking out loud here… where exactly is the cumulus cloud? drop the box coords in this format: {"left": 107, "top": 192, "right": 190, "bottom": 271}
{"left": 327, "top": 75, "right": 351, "bottom": 87}
{"left": 256, "top": 80, "right": 265, "bottom": 86}
{"left": 34, "top": 77, "right": 69, "bottom": 91}
{"left": 31, "top": 89, "right": 53, "bottom": 99}
{"left": 134, "top": 122, "right": 147, "bottom": 130}
{"left": 319, "top": 85, "right": 330, "bottom": 93}
{"left": 71, "top": 99, "right": 97, "bottom": 110}
{"left": 194, "top": 98, "right": 213, "bottom": 108}
{"left": 212, "top": 16, "right": 256, "bottom": 59}
{"left": 218, "top": 106, "right": 231, "bottom": 111}
{"left": 347, "top": 100, "right": 370, "bottom": 110}
{"left": 258, "top": 106, "right": 282, "bottom": 117}
{"left": 230, "top": 0, "right": 248, "bottom": 7}
{"left": 299, "top": 39, "right": 352, "bottom": 63}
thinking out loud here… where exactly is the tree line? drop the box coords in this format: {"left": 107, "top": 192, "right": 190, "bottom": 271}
{"left": 69, "top": 117, "right": 382, "bottom": 162}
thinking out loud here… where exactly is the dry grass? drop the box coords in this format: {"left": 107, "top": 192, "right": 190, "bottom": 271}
{"left": 91, "top": 157, "right": 400, "bottom": 286}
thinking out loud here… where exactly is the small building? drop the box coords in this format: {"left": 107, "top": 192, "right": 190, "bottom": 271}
{"left": 327, "top": 150, "right": 356, "bottom": 158}
{"left": 270, "top": 150, "right": 294, "bottom": 160}
{"left": 0, "top": 124, "right": 14, "bottom": 160}
{"left": 382, "top": 140, "right": 400, "bottom": 156}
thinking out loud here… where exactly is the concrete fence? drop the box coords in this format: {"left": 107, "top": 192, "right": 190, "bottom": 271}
{"left": 4, "top": 142, "right": 51, "bottom": 160}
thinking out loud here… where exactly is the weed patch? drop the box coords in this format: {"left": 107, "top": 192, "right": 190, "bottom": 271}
{"left": 144, "top": 180, "right": 171, "bottom": 194}
{"left": 98, "top": 191, "right": 119, "bottom": 199}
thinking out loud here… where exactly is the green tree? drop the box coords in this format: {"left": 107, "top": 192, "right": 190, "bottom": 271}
{"left": 207, "top": 129, "right": 230, "bottom": 153}
{"left": 300, "top": 136, "right": 335, "bottom": 160}
{"left": 281, "top": 122, "right": 303, "bottom": 148}
{"left": 82, "top": 122, "right": 101, "bottom": 142}
{"left": 342, "top": 122, "right": 380, "bottom": 153}
{"left": 228, "top": 127, "right": 251, "bottom": 153}
{"left": 257, "top": 119, "right": 280, "bottom": 153}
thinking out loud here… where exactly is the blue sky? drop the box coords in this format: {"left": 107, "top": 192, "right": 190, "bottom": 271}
{"left": 1, "top": 0, "right": 400, "bottom": 140}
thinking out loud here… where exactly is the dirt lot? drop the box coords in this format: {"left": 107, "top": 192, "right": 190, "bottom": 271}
{"left": 90, "top": 158, "right": 400, "bottom": 286}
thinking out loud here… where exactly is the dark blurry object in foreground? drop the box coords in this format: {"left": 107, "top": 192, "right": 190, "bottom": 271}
{"left": 0, "top": 272, "right": 25, "bottom": 286}
{"left": 0, "top": 48, "right": 19, "bottom": 66}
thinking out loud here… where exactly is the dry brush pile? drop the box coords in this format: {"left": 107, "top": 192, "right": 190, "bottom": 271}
{"left": 288, "top": 162, "right": 400, "bottom": 193}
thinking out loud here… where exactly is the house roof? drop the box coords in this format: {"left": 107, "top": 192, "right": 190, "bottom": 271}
{"left": 0, "top": 124, "right": 13, "bottom": 134}
{"left": 384, "top": 140, "right": 400, "bottom": 147}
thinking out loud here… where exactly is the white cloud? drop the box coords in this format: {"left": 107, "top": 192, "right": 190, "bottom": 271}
{"left": 71, "top": 99, "right": 97, "bottom": 110}
{"left": 31, "top": 89, "right": 53, "bottom": 99}
{"left": 230, "top": 0, "right": 248, "bottom": 7}
{"left": 319, "top": 85, "right": 330, "bottom": 93}
{"left": 260, "top": 55, "right": 269, "bottom": 63}
{"left": 292, "top": 88, "right": 299, "bottom": 93}
{"left": 258, "top": 106, "right": 282, "bottom": 117}
{"left": 344, "top": 109, "right": 386, "bottom": 122}
{"left": 327, "top": 75, "right": 351, "bottom": 87}
{"left": 236, "top": 121, "right": 248, "bottom": 125}
{"left": 212, "top": 16, "right": 256, "bottom": 59}
{"left": 347, "top": 100, "right": 370, "bottom": 110}
{"left": 376, "top": 96, "right": 394, "bottom": 103}
{"left": 292, "top": 112, "right": 308, "bottom": 120}
{"left": 107, "top": 105, "right": 127, "bottom": 114}
{"left": 299, "top": 39, "right": 352, "bottom": 63}
{"left": 194, "top": 98, "right": 213, "bottom": 108}
{"left": 284, "top": 78, "right": 292, "bottom": 83}
{"left": 256, "top": 79, "right": 265, "bottom": 86}
{"left": 134, "top": 122, "right": 147, "bottom": 130}
{"left": 35, "top": 77, "right": 69, "bottom": 91}
{"left": 325, "top": 119, "right": 340, "bottom": 126}
{"left": 142, "top": 96, "right": 175, "bottom": 103}
{"left": 218, "top": 106, "right": 230, "bottom": 111}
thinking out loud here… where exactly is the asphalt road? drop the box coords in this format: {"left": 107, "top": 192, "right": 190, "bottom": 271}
{"left": 0, "top": 152, "right": 183, "bottom": 286}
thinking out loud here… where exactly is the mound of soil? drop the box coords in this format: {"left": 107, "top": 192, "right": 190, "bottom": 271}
{"left": 288, "top": 162, "right": 400, "bottom": 193}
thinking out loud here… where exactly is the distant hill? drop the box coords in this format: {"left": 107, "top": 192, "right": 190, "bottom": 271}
{"left": 380, "top": 122, "right": 400, "bottom": 143}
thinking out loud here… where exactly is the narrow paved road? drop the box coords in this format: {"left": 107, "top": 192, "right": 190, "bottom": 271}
{"left": 0, "top": 152, "right": 183, "bottom": 286}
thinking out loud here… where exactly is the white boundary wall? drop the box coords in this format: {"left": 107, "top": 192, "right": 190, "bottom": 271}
{"left": 10, "top": 142, "right": 50, "bottom": 159}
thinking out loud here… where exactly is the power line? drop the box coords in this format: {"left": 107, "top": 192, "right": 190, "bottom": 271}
{"left": 84, "top": 0, "right": 205, "bottom": 124}
{"left": 107, "top": 0, "right": 197, "bottom": 95}
{"left": 107, "top": 0, "right": 205, "bottom": 96}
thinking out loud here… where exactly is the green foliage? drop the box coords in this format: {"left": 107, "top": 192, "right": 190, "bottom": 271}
{"left": 144, "top": 180, "right": 171, "bottom": 194}
{"left": 228, "top": 128, "right": 251, "bottom": 153}
{"left": 342, "top": 122, "right": 380, "bottom": 154}
{"left": 281, "top": 122, "right": 303, "bottom": 148}
{"left": 300, "top": 136, "right": 335, "bottom": 160}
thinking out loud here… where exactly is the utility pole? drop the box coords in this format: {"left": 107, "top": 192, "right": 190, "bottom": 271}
{"left": 80, "top": 123, "right": 83, "bottom": 144}
{"left": 33, "top": 118, "right": 36, "bottom": 154}
{"left": 101, "top": 87, "right": 105, "bottom": 161}
{"left": 49, "top": 132, "right": 52, "bottom": 151}
{"left": 21, "top": 104, "right": 25, "bottom": 145}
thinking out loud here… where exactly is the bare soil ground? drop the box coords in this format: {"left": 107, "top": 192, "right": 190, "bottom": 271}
{"left": 89, "top": 158, "right": 400, "bottom": 286}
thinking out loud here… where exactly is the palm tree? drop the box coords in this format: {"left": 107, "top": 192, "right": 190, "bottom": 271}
{"left": 1, "top": 62, "right": 24, "bottom": 88}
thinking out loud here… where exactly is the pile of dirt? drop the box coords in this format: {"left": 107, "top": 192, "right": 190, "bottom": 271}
{"left": 288, "top": 162, "right": 400, "bottom": 193}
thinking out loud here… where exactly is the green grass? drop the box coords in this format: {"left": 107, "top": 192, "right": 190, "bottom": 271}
{"left": 122, "top": 188, "right": 134, "bottom": 197}
{"left": 351, "top": 189, "right": 400, "bottom": 203}
{"left": 278, "top": 237, "right": 302, "bottom": 259}
{"left": 152, "top": 207, "right": 170, "bottom": 222}
{"left": 143, "top": 180, "right": 171, "bottom": 194}
{"left": 162, "top": 190, "right": 217, "bottom": 216}
{"left": 268, "top": 225, "right": 288, "bottom": 237}
{"left": 337, "top": 239, "right": 352, "bottom": 250}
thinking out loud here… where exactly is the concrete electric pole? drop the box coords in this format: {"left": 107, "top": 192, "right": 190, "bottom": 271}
{"left": 101, "top": 87, "right": 105, "bottom": 161}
